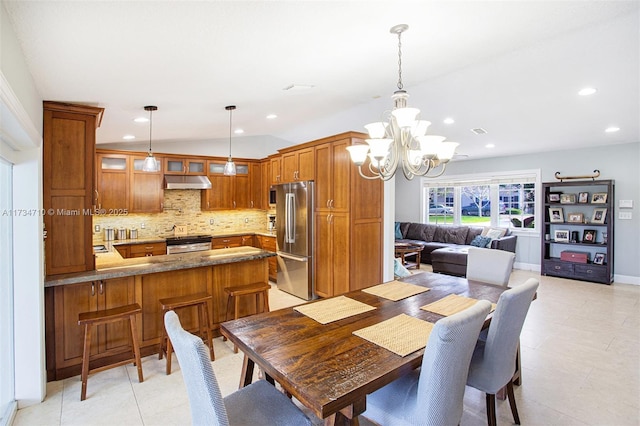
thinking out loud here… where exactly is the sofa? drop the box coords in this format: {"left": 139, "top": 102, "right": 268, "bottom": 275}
{"left": 395, "top": 222, "right": 517, "bottom": 277}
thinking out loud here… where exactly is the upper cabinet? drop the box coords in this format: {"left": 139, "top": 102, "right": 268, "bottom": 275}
{"left": 269, "top": 155, "right": 282, "bottom": 184}
{"left": 43, "top": 101, "right": 104, "bottom": 276}
{"left": 164, "top": 157, "right": 206, "bottom": 175}
{"left": 95, "top": 150, "right": 164, "bottom": 213}
{"left": 201, "top": 160, "right": 252, "bottom": 210}
{"left": 281, "top": 146, "right": 315, "bottom": 182}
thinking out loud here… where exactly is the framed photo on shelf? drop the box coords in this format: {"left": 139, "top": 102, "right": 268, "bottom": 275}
{"left": 567, "top": 212, "right": 584, "bottom": 223}
{"left": 582, "top": 229, "right": 597, "bottom": 243}
{"left": 547, "top": 192, "right": 562, "bottom": 203}
{"left": 554, "top": 229, "right": 570, "bottom": 243}
{"left": 591, "top": 208, "right": 607, "bottom": 224}
{"left": 549, "top": 207, "right": 564, "bottom": 223}
{"left": 593, "top": 253, "right": 606, "bottom": 265}
{"left": 560, "top": 193, "right": 576, "bottom": 204}
{"left": 578, "top": 192, "right": 589, "bottom": 203}
{"left": 591, "top": 193, "right": 607, "bottom": 204}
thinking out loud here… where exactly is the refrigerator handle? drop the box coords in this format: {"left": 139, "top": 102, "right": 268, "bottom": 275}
{"left": 285, "top": 192, "right": 295, "bottom": 244}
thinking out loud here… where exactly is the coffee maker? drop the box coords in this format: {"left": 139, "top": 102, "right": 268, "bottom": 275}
{"left": 267, "top": 214, "right": 276, "bottom": 231}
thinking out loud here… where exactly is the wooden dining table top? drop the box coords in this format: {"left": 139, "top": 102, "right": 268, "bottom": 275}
{"left": 220, "top": 272, "right": 508, "bottom": 424}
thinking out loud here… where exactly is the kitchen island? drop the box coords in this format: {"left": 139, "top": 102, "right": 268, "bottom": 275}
{"left": 44, "top": 246, "right": 275, "bottom": 381}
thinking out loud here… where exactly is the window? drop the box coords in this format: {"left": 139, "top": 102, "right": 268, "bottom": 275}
{"left": 422, "top": 170, "right": 539, "bottom": 231}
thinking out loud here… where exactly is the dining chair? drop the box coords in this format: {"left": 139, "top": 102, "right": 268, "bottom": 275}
{"left": 466, "top": 278, "right": 539, "bottom": 426}
{"left": 362, "top": 300, "right": 492, "bottom": 426}
{"left": 466, "top": 247, "right": 515, "bottom": 286}
{"left": 164, "top": 310, "right": 311, "bottom": 426}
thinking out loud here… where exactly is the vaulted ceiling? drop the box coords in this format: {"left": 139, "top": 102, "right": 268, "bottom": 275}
{"left": 3, "top": 1, "right": 639, "bottom": 160}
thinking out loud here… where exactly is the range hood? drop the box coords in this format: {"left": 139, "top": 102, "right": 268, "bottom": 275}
{"left": 164, "top": 175, "right": 212, "bottom": 190}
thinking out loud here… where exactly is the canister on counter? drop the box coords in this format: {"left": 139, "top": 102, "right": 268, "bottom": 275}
{"left": 116, "top": 228, "right": 127, "bottom": 240}
{"left": 104, "top": 228, "right": 114, "bottom": 241}
{"left": 130, "top": 228, "right": 138, "bottom": 239}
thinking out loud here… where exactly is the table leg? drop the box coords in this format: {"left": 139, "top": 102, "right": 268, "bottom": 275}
{"left": 323, "top": 399, "right": 365, "bottom": 426}
{"left": 239, "top": 354, "right": 255, "bottom": 389}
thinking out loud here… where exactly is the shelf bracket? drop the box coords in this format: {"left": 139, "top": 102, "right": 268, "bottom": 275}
{"left": 554, "top": 170, "right": 600, "bottom": 181}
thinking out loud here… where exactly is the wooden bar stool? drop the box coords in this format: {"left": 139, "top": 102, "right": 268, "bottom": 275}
{"left": 224, "top": 283, "right": 270, "bottom": 353}
{"left": 78, "top": 303, "right": 143, "bottom": 401}
{"left": 159, "top": 292, "right": 214, "bottom": 374}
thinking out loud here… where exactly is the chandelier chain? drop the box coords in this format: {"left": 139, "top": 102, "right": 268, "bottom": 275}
{"left": 397, "top": 31, "right": 403, "bottom": 90}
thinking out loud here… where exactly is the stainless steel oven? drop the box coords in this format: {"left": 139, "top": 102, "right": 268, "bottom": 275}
{"left": 165, "top": 235, "right": 212, "bottom": 254}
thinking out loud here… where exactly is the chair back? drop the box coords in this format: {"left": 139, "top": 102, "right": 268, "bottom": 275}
{"left": 466, "top": 247, "right": 515, "bottom": 286}
{"left": 474, "top": 278, "right": 538, "bottom": 393}
{"left": 416, "top": 299, "right": 492, "bottom": 425}
{"left": 164, "top": 310, "right": 229, "bottom": 426}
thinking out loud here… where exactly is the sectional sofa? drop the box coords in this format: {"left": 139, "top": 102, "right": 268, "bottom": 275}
{"left": 395, "top": 222, "right": 517, "bottom": 277}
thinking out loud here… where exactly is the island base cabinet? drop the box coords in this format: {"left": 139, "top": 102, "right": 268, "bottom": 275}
{"left": 48, "top": 277, "right": 135, "bottom": 380}
{"left": 138, "top": 267, "right": 212, "bottom": 347}
{"left": 46, "top": 259, "right": 270, "bottom": 381}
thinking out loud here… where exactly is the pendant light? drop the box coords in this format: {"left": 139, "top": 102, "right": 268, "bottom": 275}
{"left": 223, "top": 105, "right": 237, "bottom": 176}
{"left": 142, "top": 105, "right": 158, "bottom": 172}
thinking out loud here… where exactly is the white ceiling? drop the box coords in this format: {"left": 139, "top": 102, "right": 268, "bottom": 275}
{"left": 3, "top": 0, "right": 639, "bottom": 161}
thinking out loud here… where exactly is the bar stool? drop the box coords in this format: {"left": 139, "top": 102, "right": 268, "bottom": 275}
{"left": 224, "top": 282, "right": 270, "bottom": 353}
{"left": 78, "top": 303, "right": 143, "bottom": 401}
{"left": 159, "top": 292, "right": 214, "bottom": 375}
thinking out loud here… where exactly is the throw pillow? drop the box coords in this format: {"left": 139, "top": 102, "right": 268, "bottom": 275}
{"left": 395, "top": 222, "right": 403, "bottom": 239}
{"left": 470, "top": 235, "right": 492, "bottom": 248}
{"left": 481, "top": 227, "right": 507, "bottom": 239}
{"left": 394, "top": 257, "right": 411, "bottom": 278}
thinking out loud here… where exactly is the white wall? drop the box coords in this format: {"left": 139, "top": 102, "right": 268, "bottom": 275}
{"left": 394, "top": 142, "right": 640, "bottom": 283}
{"left": 1, "top": 2, "right": 45, "bottom": 408}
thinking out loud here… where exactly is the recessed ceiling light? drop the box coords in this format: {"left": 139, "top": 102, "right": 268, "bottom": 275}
{"left": 605, "top": 127, "right": 620, "bottom": 133}
{"left": 122, "top": 135, "right": 135, "bottom": 140}
{"left": 443, "top": 117, "right": 455, "bottom": 124}
{"left": 485, "top": 143, "right": 495, "bottom": 148}
{"left": 266, "top": 114, "right": 278, "bottom": 119}
{"left": 578, "top": 87, "right": 597, "bottom": 96}
{"left": 133, "top": 117, "right": 149, "bottom": 123}
{"left": 234, "top": 129, "right": 244, "bottom": 134}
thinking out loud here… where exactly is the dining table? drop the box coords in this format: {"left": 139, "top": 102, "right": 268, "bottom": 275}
{"left": 220, "top": 272, "right": 509, "bottom": 426}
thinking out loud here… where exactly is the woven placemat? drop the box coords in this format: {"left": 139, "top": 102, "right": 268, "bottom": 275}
{"left": 294, "top": 296, "right": 376, "bottom": 324}
{"left": 421, "top": 294, "right": 496, "bottom": 316}
{"left": 362, "top": 280, "right": 430, "bottom": 301}
{"left": 353, "top": 314, "right": 434, "bottom": 357}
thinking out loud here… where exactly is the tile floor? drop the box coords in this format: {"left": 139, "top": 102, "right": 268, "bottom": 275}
{"left": 12, "top": 268, "right": 640, "bottom": 425}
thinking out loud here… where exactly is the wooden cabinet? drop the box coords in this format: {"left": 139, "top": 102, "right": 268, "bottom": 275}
{"left": 313, "top": 133, "right": 384, "bottom": 296}
{"left": 95, "top": 150, "right": 164, "bottom": 214}
{"left": 51, "top": 277, "right": 135, "bottom": 372}
{"left": 202, "top": 161, "right": 250, "bottom": 210}
{"left": 130, "top": 155, "right": 164, "bottom": 212}
{"left": 281, "top": 147, "right": 315, "bottom": 182}
{"left": 116, "top": 242, "right": 167, "bottom": 258}
{"left": 257, "top": 235, "right": 277, "bottom": 282}
{"left": 43, "top": 101, "right": 104, "bottom": 276}
{"left": 96, "top": 153, "right": 129, "bottom": 211}
{"left": 250, "top": 162, "right": 263, "bottom": 209}
{"left": 212, "top": 236, "right": 243, "bottom": 249}
{"left": 164, "top": 157, "right": 206, "bottom": 175}
{"left": 269, "top": 155, "right": 282, "bottom": 184}
{"left": 541, "top": 179, "right": 614, "bottom": 284}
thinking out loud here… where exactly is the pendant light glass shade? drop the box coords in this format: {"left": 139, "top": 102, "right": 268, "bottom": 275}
{"left": 142, "top": 105, "right": 158, "bottom": 172}
{"left": 223, "top": 105, "right": 237, "bottom": 176}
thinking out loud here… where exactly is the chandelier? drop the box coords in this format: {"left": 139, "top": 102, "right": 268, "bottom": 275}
{"left": 346, "top": 24, "right": 459, "bottom": 181}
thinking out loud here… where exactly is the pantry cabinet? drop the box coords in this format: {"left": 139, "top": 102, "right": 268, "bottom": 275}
{"left": 43, "top": 101, "right": 104, "bottom": 276}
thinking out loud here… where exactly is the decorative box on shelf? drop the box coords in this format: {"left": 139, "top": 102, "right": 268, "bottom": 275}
{"left": 560, "top": 250, "right": 589, "bottom": 263}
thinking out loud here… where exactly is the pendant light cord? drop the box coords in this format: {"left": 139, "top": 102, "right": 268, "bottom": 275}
{"left": 149, "top": 108, "right": 153, "bottom": 153}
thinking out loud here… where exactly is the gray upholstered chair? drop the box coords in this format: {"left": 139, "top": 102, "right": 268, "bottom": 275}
{"left": 466, "top": 278, "right": 539, "bottom": 426}
{"left": 164, "top": 310, "right": 311, "bottom": 426}
{"left": 466, "top": 247, "right": 516, "bottom": 286}
{"left": 362, "top": 300, "right": 492, "bottom": 426}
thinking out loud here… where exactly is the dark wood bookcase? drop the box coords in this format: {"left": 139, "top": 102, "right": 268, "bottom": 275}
{"left": 541, "top": 179, "right": 614, "bottom": 284}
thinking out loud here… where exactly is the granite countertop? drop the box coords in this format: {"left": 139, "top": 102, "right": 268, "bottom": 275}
{"left": 45, "top": 245, "right": 276, "bottom": 287}
{"left": 97, "top": 230, "right": 276, "bottom": 246}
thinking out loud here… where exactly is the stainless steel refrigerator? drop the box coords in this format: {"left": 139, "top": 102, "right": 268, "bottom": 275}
{"left": 275, "top": 181, "right": 315, "bottom": 300}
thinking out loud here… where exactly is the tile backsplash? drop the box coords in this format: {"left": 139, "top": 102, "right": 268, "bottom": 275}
{"left": 93, "top": 190, "right": 268, "bottom": 243}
